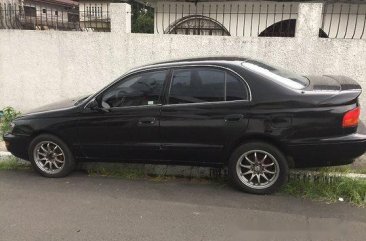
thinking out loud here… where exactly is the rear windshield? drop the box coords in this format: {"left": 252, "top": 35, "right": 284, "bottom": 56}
{"left": 241, "top": 60, "right": 309, "bottom": 90}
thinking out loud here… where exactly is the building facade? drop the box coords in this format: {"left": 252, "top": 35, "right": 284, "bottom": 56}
{"left": 150, "top": 0, "right": 366, "bottom": 39}
{"left": 78, "top": 0, "right": 110, "bottom": 31}
{"left": 0, "top": 0, "right": 78, "bottom": 30}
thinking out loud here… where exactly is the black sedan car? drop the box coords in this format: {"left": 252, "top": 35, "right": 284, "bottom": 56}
{"left": 4, "top": 57, "right": 366, "bottom": 194}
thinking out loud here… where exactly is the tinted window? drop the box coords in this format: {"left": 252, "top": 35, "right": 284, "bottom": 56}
{"left": 241, "top": 60, "right": 309, "bottom": 89}
{"left": 226, "top": 73, "right": 248, "bottom": 101}
{"left": 169, "top": 68, "right": 248, "bottom": 104}
{"left": 101, "top": 70, "right": 167, "bottom": 108}
{"left": 169, "top": 68, "right": 225, "bottom": 104}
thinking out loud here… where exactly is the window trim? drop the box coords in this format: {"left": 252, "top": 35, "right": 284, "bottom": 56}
{"left": 84, "top": 64, "right": 251, "bottom": 110}
{"left": 166, "top": 66, "right": 250, "bottom": 106}
{"left": 107, "top": 103, "right": 163, "bottom": 112}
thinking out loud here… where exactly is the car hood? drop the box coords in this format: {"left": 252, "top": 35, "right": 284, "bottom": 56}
{"left": 22, "top": 95, "right": 90, "bottom": 117}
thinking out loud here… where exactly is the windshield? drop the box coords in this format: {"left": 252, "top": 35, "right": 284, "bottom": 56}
{"left": 241, "top": 60, "right": 309, "bottom": 89}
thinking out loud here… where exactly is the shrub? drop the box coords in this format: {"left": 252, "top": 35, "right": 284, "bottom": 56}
{"left": 0, "top": 107, "right": 21, "bottom": 136}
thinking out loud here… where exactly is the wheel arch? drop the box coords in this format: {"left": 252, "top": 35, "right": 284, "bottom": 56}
{"left": 28, "top": 131, "right": 73, "bottom": 158}
{"left": 224, "top": 134, "right": 294, "bottom": 168}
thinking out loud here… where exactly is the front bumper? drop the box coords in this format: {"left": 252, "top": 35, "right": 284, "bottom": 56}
{"left": 287, "top": 124, "right": 366, "bottom": 168}
{"left": 3, "top": 133, "right": 31, "bottom": 160}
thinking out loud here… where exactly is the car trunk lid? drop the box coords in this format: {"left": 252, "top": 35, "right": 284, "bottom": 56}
{"left": 304, "top": 75, "right": 362, "bottom": 105}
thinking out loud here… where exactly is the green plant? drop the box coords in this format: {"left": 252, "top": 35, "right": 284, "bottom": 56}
{"left": 282, "top": 177, "right": 366, "bottom": 207}
{"left": 309, "top": 165, "right": 366, "bottom": 175}
{"left": 0, "top": 157, "right": 30, "bottom": 170}
{"left": 130, "top": 0, "right": 154, "bottom": 33}
{"left": 0, "top": 107, "right": 21, "bottom": 136}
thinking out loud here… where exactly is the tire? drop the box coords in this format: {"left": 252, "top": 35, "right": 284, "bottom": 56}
{"left": 28, "top": 134, "right": 75, "bottom": 178}
{"left": 228, "top": 142, "right": 288, "bottom": 194}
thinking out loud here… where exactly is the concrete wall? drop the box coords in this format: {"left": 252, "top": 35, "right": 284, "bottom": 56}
{"left": 0, "top": 2, "right": 366, "bottom": 117}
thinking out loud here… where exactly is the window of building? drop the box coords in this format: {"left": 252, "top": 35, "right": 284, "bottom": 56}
{"left": 24, "top": 6, "right": 36, "bottom": 17}
{"left": 68, "top": 13, "right": 79, "bottom": 22}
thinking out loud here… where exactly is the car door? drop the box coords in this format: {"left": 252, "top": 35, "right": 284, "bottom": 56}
{"left": 159, "top": 66, "right": 250, "bottom": 165}
{"left": 77, "top": 69, "right": 170, "bottom": 161}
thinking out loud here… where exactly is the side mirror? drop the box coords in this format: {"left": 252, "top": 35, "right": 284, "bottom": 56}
{"left": 86, "top": 99, "right": 109, "bottom": 112}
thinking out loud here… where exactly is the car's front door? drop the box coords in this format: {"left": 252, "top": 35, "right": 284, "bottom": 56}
{"left": 159, "top": 67, "right": 250, "bottom": 165}
{"left": 78, "top": 69, "right": 169, "bottom": 161}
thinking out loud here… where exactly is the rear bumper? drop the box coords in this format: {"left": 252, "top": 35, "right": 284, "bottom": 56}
{"left": 287, "top": 124, "right": 366, "bottom": 168}
{"left": 3, "top": 133, "right": 30, "bottom": 160}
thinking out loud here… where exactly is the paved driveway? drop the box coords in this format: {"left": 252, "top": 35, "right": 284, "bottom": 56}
{"left": 0, "top": 170, "right": 365, "bottom": 241}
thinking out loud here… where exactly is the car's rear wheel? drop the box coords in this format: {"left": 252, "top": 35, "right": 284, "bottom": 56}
{"left": 29, "top": 134, "right": 75, "bottom": 178}
{"left": 228, "top": 142, "right": 288, "bottom": 194}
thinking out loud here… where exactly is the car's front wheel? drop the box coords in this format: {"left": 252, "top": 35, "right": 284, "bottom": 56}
{"left": 228, "top": 142, "right": 288, "bottom": 194}
{"left": 29, "top": 134, "right": 75, "bottom": 178}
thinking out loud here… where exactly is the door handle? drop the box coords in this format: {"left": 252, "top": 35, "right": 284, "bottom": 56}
{"left": 225, "top": 114, "right": 244, "bottom": 122}
{"left": 138, "top": 117, "right": 156, "bottom": 125}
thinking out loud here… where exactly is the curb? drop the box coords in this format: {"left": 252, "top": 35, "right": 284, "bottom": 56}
{"left": 1, "top": 153, "right": 366, "bottom": 180}
{"left": 290, "top": 170, "right": 366, "bottom": 180}
{"left": 80, "top": 162, "right": 227, "bottom": 179}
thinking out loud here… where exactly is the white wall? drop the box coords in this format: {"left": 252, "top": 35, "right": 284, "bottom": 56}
{"left": 0, "top": 3, "right": 365, "bottom": 117}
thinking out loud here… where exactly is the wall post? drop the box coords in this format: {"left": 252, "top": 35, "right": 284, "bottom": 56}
{"left": 110, "top": 3, "right": 131, "bottom": 34}
{"left": 296, "top": 2, "right": 323, "bottom": 39}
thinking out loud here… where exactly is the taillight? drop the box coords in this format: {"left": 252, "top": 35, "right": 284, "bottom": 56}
{"left": 342, "top": 107, "right": 360, "bottom": 128}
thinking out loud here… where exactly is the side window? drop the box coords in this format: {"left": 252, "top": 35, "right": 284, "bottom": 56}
{"left": 168, "top": 68, "right": 248, "bottom": 104}
{"left": 226, "top": 73, "right": 248, "bottom": 101}
{"left": 101, "top": 70, "right": 167, "bottom": 108}
{"left": 169, "top": 68, "right": 225, "bottom": 104}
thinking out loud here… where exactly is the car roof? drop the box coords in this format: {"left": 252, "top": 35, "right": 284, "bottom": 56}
{"left": 129, "top": 56, "right": 250, "bottom": 73}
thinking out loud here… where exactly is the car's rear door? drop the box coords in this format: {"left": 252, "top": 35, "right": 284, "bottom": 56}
{"left": 159, "top": 66, "right": 250, "bottom": 165}
{"left": 78, "top": 69, "right": 170, "bottom": 161}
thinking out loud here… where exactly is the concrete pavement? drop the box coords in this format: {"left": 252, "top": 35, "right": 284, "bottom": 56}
{"left": 0, "top": 170, "right": 365, "bottom": 241}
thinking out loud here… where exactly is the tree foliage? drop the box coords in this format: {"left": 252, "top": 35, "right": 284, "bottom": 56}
{"left": 129, "top": 0, "right": 154, "bottom": 33}
{"left": 0, "top": 107, "right": 21, "bottom": 136}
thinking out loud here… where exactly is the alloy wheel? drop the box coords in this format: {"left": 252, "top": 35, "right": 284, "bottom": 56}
{"left": 33, "top": 141, "right": 65, "bottom": 174}
{"left": 236, "top": 150, "right": 280, "bottom": 189}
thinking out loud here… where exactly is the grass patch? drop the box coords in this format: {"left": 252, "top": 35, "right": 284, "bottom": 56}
{"left": 0, "top": 157, "right": 30, "bottom": 170}
{"left": 308, "top": 165, "right": 366, "bottom": 175}
{"left": 283, "top": 177, "right": 366, "bottom": 207}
